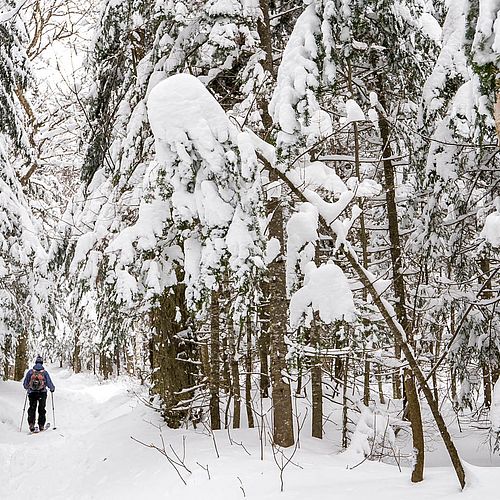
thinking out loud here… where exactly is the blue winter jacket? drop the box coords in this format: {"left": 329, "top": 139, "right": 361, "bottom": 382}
{"left": 23, "top": 363, "right": 55, "bottom": 394}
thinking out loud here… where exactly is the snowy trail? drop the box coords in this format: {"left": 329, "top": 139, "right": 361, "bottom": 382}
{"left": 2, "top": 368, "right": 500, "bottom": 500}
{"left": 0, "top": 368, "right": 169, "bottom": 500}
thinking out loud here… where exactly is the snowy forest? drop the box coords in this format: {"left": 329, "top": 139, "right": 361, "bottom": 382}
{"left": 1, "top": 0, "right": 500, "bottom": 498}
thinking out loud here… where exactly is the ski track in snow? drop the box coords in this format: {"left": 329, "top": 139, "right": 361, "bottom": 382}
{"left": 1, "top": 367, "right": 500, "bottom": 500}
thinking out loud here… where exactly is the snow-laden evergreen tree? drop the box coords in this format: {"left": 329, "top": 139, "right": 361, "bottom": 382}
{"left": 0, "top": 2, "right": 49, "bottom": 379}
{"left": 0, "top": 1, "right": 31, "bottom": 152}
{"left": 62, "top": 0, "right": 266, "bottom": 425}
{"left": 268, "top": 0, "right": 443, "bottom": 477}
{"left": 414, "top": 0, "right": 500, "bottom": 412}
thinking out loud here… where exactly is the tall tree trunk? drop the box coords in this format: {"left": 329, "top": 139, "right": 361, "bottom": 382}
{"left": 363, "top": 357, "right": 371, "bottom": 406}
{"left": 150, "top": 282, "right": 197, "bottom": 429}
{"left": 348, "top": 63, "right": 372, "bottom": 408}
{"left": 482, "top": 363, "right": 492, "bottom": 409}
{"left": 377, "top": 87, "right": 424, "bottom": 483}
{"left": 14, "top": 330, "right": 28, "bottom": 381}
{"left": 376, "top": 366, "right": 385, "bottom": 405}
{"left": 115, "top": 341, "right": 120, "bottom": 377}
{"left": 480, "top": 255, "right": 493, "bottom": 408}
{"left": 73, "top": 330, "right": 81, "bottom": 374}
{"left": 209, "top": 289, "right": 221, "bottom": 430}
{"left": 257, "top": 0, "right": 293, "bottom": 447}
{"left": 311, "top": 312, "right": 323, "bottom": 439}
{"left": 3, "top": 334, "right": 12, "bottom": 380}
{"left": 267, "top": 177, "right": 294, "bottom": 447}
{"left": 221, "top": 334, "right": 231, "bottom": 394}
{"left": 245, "top": 315, "right": 255, "bottom": 428}
{"left": 258, "top": 292, "right": 271, "bottom": 398}
{"left": 227, "top": 314, "right": 241, "bottom": 429}
{"left": 341, "top": 354, "right": 349, "bottom": 449}
{"left": 311, "top": 245, "right": 324, "bottom": 438}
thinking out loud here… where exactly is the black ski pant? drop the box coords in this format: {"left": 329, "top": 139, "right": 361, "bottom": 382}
{"left": 28, "top": 391, "right": 47, "bottom": 428}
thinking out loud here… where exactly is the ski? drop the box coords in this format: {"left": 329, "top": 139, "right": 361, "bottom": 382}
{"left": 29, "top": 423, "right": 50, "bottom": 434}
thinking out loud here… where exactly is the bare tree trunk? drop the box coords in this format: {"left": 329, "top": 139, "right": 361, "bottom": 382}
{"left": 14, "top": 330, "right": 28, "bottom": 381}
{"left": 348, "top": 64, "right": 372, "bottom": 409}
{"left": 363, "top": 356, "right": 371, "bottom": 406}
{"left": 495, "top": 83, "right": 500, "bottom": 145}
{"left": 482, "top": 363, "right": 492, "bottom": 409}
{"left": 221, "top": 334, "right": 231, "bottom": 394}
{"left": 376, "top": 366, "right": 385, "bottom": 405}
{"left": 210, "top": 289, "right": 221, "bottom": 430}
{"left": 258, "top": 281, "right": 271, "bottom": 398}
{"left": 150, "top": 283, "right": 197, "bottom": 428}
{"left": 405, "top": 368, "right": 424, "bottom": 481}
{"left": 245, "top": 315, "right": 255, "bottom": 428}
{"left": 227, "top": 314, "right": 241, "bottom": 429}
{"left": 115, "top": 341, "right": 120, "bottom": 377}
{"left": 341, "top": 354, "right": 349, "bottom": 449}
{"left": 311, "top": 312, "right": 323, "bottom": 439}
{"left": 73, "top": 330, "right": 81, "bottom": 374}
{"left": 267, "top": 176, "right": 294, "bottom": 447}
{"left": 480, "top": 255, "right": 493, "bottom": 408}
{"left": 377, "top": 87, "right": 424, "bottom": 483}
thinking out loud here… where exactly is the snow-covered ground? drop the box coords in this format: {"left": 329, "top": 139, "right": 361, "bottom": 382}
{"left": 1, "top": 368, "right": 500, "bottom": 500}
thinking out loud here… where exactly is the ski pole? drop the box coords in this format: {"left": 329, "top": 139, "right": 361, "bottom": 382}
{"left": 20, "top": 392, "right": 28, "bottom": 432}
{"left": 51, "top": 391, "right": 56, "bottom": 430}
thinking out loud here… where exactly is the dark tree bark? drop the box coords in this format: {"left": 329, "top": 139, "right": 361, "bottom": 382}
{"left": 150, "top": 283, "right": 197, "bottom": 429}
{"left": 267, "top": 175, "right": 294, "bottom": 447}
{"left": 245, "top": 315, "right": 255, "bottom": 428}
{"left": 227, "top": 313, "right": 241, "bottom": 428}
{"left": 14, "top": 330, "right": 28, "bottom": 381}
{"left": 73, "top": 330, "right": 81, "bottom": 374}
{"left": 209, "top": 289, "right": 221, "bottom": 430}
{"left": 311, "top": 312, "right": 323, "bottom": 439}
{"left": 341, "top": 354, "right": 349, "bottom": 449}
{"left": 3, "top": 334, "right": 12, "bottom": 380}
{"left": 377, "top": 87, "right": 424, "bottom": 483}
{"left": 256, "top": 0, "right": 294, "bottom": 448}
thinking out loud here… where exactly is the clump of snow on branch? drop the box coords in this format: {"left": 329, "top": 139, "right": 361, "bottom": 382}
{"left": 103, "top": 73, "right": 264, "bottom": 305}
{"left": 343, "top": 99, "right": 365, "bottom": 123}
{"left": 269, "top": 3, "right": 322, "bottom": 151}
{"left": 289, "top": 260, "right": 356, "bottom": 329}
{"left": 286, "top": 202, "right": 318, "bottom": 291}
{"left": 480, "top": 198, "right": 500, "bottom": 247}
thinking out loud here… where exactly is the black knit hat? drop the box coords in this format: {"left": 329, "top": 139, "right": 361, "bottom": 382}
{"left": 35, "top": 355, "right": 43, "bottom": 364}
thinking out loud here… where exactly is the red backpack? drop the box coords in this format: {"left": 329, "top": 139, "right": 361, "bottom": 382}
{"left": 28, "top": 369, "right": 46, "bottom": 392}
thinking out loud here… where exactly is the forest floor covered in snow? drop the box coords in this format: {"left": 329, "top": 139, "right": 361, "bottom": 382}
{"left": 1, "top": 367, "right": 500, "bottom": 500}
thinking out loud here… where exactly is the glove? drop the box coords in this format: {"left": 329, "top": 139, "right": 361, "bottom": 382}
{"left": 50, "top": 389, "right": 55, "bottom": 393}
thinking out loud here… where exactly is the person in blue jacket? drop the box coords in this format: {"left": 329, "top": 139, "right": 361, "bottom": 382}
{"left": 23, "top": 355, "right": 55, "bottom": 432}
